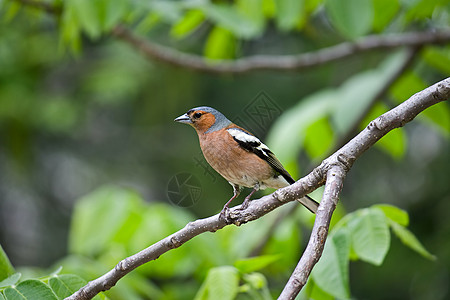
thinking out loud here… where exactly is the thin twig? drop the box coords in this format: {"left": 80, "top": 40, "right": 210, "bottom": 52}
{"left": 112, "top": 26, "right": 450, "bottom": 74}
{"left": 11, "top": 1, "right": 450, "bottom": 73}
{"left": 66, "top": 78, "right": 450, "bottom": 300}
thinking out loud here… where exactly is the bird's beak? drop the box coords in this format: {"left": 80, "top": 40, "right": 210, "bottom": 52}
{"left": 174, "top": 113, "right": 192, "bottom": 124}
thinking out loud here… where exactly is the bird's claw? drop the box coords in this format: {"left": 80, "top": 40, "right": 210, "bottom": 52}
{"left": 219, "top": 206, "right": 230, "bottom": 221}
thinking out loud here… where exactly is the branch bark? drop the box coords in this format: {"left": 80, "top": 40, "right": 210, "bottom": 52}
{"left": 279, "top": 166, "right": 345, "bottom": 299}
{"left": 112, "top": 26, "right": 450, "bottom": 74}
{"left": 67, "top": 78, "right": 450, "bottom": 300}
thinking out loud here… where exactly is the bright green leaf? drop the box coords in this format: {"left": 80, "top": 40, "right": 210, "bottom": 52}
{"left": 237, "top": 0, "right": 265, "bottom": 32}
{"left": 234, "top": 254, "right": 281, "bottom": 273}
{"left": 194, "top": 266, "right": 239, "bottom": 300}
{"left": 372, "top": 0, "right": 399, "bottom": 32}
{"left": 304, "top": 117, "right": 335, "bottom": 160}
{"left": 262, "top": 0, "right": 276, "bottom": 17}
{"left": 3, "top": 280, "right": 58, "bottom": 300}
{"left": 349, "top": 208, "right": 390, "bottom": 265}
{"left": 275, "top": 0, "right": 305, "bottom": 31}
{"left": 390, "top": 71, "right": 427, "bottom": 104}
{"left": 171, "top": 10, "right": 205, "bottom": 38}
{"left": 360, "top": 102, "right": 407, "bottom": 159}
{"left": 60, "top": 5, "right": 82, "bottom": 53}
{"left": 312, "top": 228, "right": 350, "bottom": 299}
{"left": 100, "top": 0, "right": 129, "bottom": 31}
{"left": 301, "top": 279, "right": 334, "bottom": 300}
{"left": 242, "top": 272, "right": 268, "bottom": 290}
{"left": 389, "top": 220, "right": 436, "bottom": 260}
{"left": 67, "top": 0, "right": 102, "bottom": 38}
{"left": 204, "top": 26, "right": 236, "bottom": 59}
{"left": 325, "top": 0, "right": 373, "bottom": 39}
{"left": 419, "top": 102, "right": 450, "bottom": 137}
{"left": 69, "top": 185, "right": 145, "bottom": 256}
{"left": 403, "top": 0, "right": 442, "bottom": 23}
{"left": 202, "top": 4, "right": 263, "bottom": 38}
{"left": 373, "top": 204, "right": 409, "bottom": 226}
{"left": 0, "top": 245, "right": 14, "bottom": 281}
{"left": 262, "top": 211, "right": 302, "bottom": 272}
{"left": 49, "top": 274, "right": 87, "bottom": 299}
{"left": 422, "top": 46, "right": 450, "bottom": 75}
{"left": 0, "top": 273, "right": 21, "bottom": 288}
{"left": 332, "top": 51, "right": 410, "bottom": 135}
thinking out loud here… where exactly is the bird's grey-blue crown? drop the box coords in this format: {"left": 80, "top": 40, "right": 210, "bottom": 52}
{"left": 188, "top": 106, "right": 232, "bottom": 133}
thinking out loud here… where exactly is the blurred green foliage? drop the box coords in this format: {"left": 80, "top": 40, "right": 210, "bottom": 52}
{"left": 0, "top": 0, "right": 449, "bottom": 299}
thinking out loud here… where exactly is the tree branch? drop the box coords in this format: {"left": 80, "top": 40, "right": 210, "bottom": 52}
{"left": 279, "top": 166, "right": 345, "bottom": 299}
{"left": 67, "top": 78, "right": 450, "bottom": 300}
{"left": 11, "top": 1, "right": 450, "bottom": 73}
{"left": 112, "top": 26, "right": 450, "bottom": 74}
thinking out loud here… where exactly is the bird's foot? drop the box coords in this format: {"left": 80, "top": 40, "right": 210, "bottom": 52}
{"left": 219, "top": 206, "right": 230, "bottom": 221}
{"left": 241, "top": 199, "right": 250, "bottom": 210}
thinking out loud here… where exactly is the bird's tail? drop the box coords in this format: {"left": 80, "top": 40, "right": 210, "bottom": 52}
{"left": 297, "top": 195, "right": 320, "bottom": 214}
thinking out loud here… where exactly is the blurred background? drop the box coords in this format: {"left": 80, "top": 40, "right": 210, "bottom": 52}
{"left": 0, "top": 0, "right": 449, "bottom": 299}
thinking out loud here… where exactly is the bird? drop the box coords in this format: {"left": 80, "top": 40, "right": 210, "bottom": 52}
{"left": 174, "top": 106, "right": 319, "bottom": 218}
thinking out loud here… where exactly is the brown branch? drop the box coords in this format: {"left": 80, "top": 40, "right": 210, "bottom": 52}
{"left": 112, "top": 25, "right": 450, "bottom": 74}
{"left": 66, "top": 78, "right": 450, "bottom": 300}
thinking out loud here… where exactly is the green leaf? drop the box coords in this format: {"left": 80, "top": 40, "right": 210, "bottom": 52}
{"left": 373, "top": 204, "right": 409, "bottom": 226}
{"left": 194, "top": 266, "right": 239, "bottom": 300}
{"left": 59, "top": 4, "right": 82, "bottom": 53}
{"left": 419, "top": 102, "right": 450, "bottom": 137}
{"left": 204, "top": 26, "right": 236, "bottom": 60}
{"left": 332, "top": 50, "right": 410, "bottom": 135}
{"left": 0, "top": 245, "right": 14, "bottom": 281}
{"left": 171, "top": 9, "right": 205, "bottom": 38}
{"left": 3, "top": 280, "right": 58, "bottom": 300}
{"left": 403, "top": 0, "right": 443, "bottom": 23}
{"left": 390, "top": 71, "right": 427, "bottom": 104}
{"left": 234, "top": 255, "right": 281, "bottom": 273}
{"left": 301, "top": 279, "right": 334, "bottom": 300}
{"left": 236, "top": 0, "right": 265, "bottom": 33}
{"left": 304, "top": 117, "right": 335, "bottom": 160}
{"left": 48, "top": 274, "right": 87, "bottom": 299}
{"left": 201, "top": 4, "right": 263, "bottom": 39}
{"left": 422, "top": 46, "right": 450, "bottom": 75}
{"left": 275, "top": 0, "right": 305, "bottom": 31}
{"left": 99, "top": 0, "right": 129, "bottom": 31}
{"left": 388, "top": 220, "right": 436, "bottom": 260}
{"left": 242, "top": 272, "right": 268, "bottom": 290}
{"left": 372, "top": 0, "right": 399, "bottom": 32}
{"left": 69, "top": 185, "right": 145, "bottom": 256}
{"left": 0, "top": 274, "right": 21, "bottom": 288}
{"left": 312, "top": 228, "right": 350, "bottom": 299}
{"left": 348, "top": 208, "right": 390, "bottom": 265}
{"left": 360, "top": 102, "right": 407, "bottom": 159}
{"left": 67, "top": 0, "right": 102, "bottom": 38}
{"left": 262, "top": 211, "right": 302, "bottom": 272}
{"left": 325, "top": 0, "right": 373, "bottom": 39}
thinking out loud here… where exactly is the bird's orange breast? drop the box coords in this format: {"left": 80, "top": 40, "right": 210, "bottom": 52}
{"left": 197, "top": 129, "right": 275, "bottom": 188}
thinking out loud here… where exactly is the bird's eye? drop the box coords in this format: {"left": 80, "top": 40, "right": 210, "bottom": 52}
{"left": 193, "top": 112, "right": 202, "bottom": 119}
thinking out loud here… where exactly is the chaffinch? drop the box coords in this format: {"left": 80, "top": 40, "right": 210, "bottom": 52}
{"left": 174, "top": 106, "right": 319, "bottom": 217}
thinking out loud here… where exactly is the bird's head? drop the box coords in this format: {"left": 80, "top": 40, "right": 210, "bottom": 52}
{"left": 174, "top": 106, "right": 232, "bottom": 134}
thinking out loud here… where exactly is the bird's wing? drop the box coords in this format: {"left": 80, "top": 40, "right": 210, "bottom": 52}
{"left": 226, "top": 127, "right": 295, "bottom": 185}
